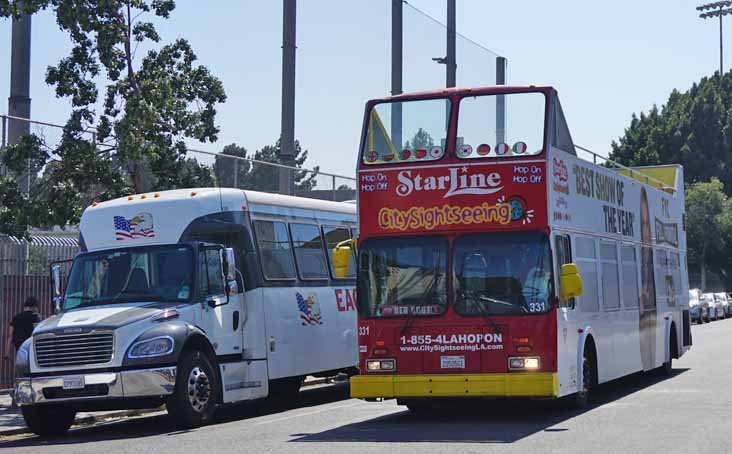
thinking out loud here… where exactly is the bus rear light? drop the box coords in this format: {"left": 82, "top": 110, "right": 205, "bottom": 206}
{"left": 517, "top": 337, "right": 530, "bottom": 344}
{"left": 375, "top": 340, "right": 385, "bottom": 346}
{"left": 508, "top": 356, "right": 540, "bottom": 371}
{"left": 372, "top": 347, "right": 389, "bottom": 356}
{"left": 366, "top": 359, "right": 396, "bottom": 372}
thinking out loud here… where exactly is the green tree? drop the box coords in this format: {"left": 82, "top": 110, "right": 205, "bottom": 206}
{"left": 610, "top": 73, "right": 732, "bottom": 191}
{"left": 243, "top": 138, "right": 318, "bottom": 192}
{"left": 403, "top": 127, "right": 435, "bottom": 150}
{"left": 685, "top": 178, "right": 732, "bottom": 290}
{"left": 0, "top": 0, "right": 226, "bottom": 237}
{"left": 214, "top": 143, "right": 251, "bottom": 189}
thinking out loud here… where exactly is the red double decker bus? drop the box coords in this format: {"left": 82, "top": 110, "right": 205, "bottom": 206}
{"left": 346, "top": 86, "right": 692, "bottom": 409}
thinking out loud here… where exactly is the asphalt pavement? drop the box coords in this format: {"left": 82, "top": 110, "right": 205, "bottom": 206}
{"left": 2, "top": 318, "right": 731, "bottom": 453}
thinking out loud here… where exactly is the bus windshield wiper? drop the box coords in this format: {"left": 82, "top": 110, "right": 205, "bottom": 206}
{"left": 462, "top": 289, "right": 503, "bottom": 334}
{"left": 400, "top": 271, "right": 439, "bottom": 336}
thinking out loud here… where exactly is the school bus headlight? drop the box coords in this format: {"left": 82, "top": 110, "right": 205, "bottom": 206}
{"left": 508, "top": 356, "right": 540, "bottom": 371}
{"left": 365, "top": 359, "right": 396, "bottom": 372}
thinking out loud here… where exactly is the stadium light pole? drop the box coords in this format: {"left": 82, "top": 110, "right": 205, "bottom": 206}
{"left": 697, "top": 1, "right": 732, "bottom": 78}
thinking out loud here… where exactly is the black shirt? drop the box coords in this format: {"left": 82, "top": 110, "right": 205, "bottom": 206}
{"left": 11, "top": 310, "right": 39, "bottom": 349}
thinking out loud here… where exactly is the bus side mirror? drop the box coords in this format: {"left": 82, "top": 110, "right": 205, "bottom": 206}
{"left": 332, "top": 239, "right": 356, "bottom": 278}
{"left": 51, "top": 265, "right": 63, "bottom": 314}
{"left": 559, "top": 263, "right": 583, "bottom": 301}
{"left": 222, "top": 247, "right": 239, "bottom": 296}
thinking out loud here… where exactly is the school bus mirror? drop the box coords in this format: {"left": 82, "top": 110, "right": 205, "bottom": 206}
{"left": 560, "top": 263, "right": 583, "bottom": 300}
{"left": 332, "top": 239, "right": 356, "bottom": 278}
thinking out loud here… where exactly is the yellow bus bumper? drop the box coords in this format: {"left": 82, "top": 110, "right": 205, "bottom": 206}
{"left": 350, "top": 373, "right": 558, "bottom": 399}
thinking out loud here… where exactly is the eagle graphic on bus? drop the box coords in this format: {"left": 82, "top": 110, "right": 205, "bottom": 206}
{"left": 296, "top": 292, "right": 322, "bottom": 325}
{"left": 113, "top": 212, "right": 155, "bottom": 240}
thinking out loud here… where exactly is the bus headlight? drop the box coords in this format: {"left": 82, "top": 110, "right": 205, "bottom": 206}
{"left": 15, "top": 338, "right": 31, "bottom": 377}
{"left": 128, "top": 336, "right": 174, "bottom": 358}
{"left": 508, "top": 356, "right": 540, "bottom": 371}
{"left": 365, "top": 359, "right": 396, "bottom": 372}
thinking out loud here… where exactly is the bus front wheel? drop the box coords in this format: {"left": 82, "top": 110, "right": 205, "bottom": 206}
{"left": 570, "top": 348, "right": 595, "bottom": 409}
{"left": 167, "top": 349, "right": 218, "bottom": 429}
{"left": 21, "top": 404, "right": 76, "bottom": 437}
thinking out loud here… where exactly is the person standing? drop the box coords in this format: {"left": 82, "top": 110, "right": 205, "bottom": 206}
{"left": 4, "top": 297, "right": 40, "bottom": 406}
{"left": 6, "top": 297, "right": 40, "bottom": 357}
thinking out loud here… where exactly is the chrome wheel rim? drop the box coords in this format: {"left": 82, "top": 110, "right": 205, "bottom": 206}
{"left": 187, "top": 366, "right": 211, "bottom": 413}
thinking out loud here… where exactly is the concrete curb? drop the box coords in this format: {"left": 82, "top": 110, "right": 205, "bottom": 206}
{"left": 0, "top": 376, "right": 347, "bottom": 437}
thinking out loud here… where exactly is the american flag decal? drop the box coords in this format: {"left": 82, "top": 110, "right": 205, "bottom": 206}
{"left": 114, "top": 212, "right": 155, "bottom": 240}
{"left": 296, "top": 292, "right": 322, "bottom": 325}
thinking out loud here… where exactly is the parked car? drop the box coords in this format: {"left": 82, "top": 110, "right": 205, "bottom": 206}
{"left": 689, "top": 289, "right": 708, "bottom": 323}
{"left": 703, "top": 293, "right": 720, "bottom": 321}
{"left": 714, "top": 293, "right": 729, "bottom": 319}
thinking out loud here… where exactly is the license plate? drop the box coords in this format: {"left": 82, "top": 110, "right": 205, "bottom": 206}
{"left": 62, "top": 376, "right": 85, "bottom": 390}
{"left": 440, "top": 355, "right": 465, "bottom": 369}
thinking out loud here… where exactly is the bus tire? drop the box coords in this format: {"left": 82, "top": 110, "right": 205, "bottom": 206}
{"left": 167, "top": 349, "right": 218, "bottom": 429}
{"left": 569, "top": 343, "right": 596, "bottom": 409}
{"left": 658, "top": 327, "right": 677, "bottom": 377}
{"left": 21, "top": 404, "right": 76, "bottom": 437}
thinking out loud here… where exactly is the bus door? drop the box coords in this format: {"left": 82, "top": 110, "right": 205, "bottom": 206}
{"left": 554, "top": 233, "right": 581, "bottom": 392}
{"left": 197, "top": 245, "right": 244, "bottom": 357}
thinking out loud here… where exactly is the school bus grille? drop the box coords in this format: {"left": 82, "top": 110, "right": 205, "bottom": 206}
{"left": 34, "top": 331, "right": 114, "bottom": 368}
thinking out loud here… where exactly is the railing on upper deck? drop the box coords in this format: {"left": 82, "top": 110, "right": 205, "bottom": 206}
{"left": 574, "top": 144, "right": 676, "bottom": 194}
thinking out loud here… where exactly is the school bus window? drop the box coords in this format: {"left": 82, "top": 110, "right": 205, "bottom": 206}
{"left": 290, "top": 223, "right": 329, "bottom": 280}
{"left": 253, "top": 220, "right": 296, "bottom": 280}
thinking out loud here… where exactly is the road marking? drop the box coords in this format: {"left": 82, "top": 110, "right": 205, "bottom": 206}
{"left": 253, "top": 401, "right": 365, "bottom": 426}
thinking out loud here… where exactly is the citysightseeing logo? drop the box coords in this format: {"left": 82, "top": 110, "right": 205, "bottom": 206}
{"left": 395, "top": 167, "right": 503, "bottom": 198}
{"left": 378, "top": 202, "right": 512, "bottom": 231}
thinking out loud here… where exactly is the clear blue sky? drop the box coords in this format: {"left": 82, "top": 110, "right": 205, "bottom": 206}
{"left": 0, "top": 1, "right": 722, "bottom": 181}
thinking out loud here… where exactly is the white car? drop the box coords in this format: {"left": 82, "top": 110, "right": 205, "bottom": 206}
{"left": 689, "top": 289, "right": 708, "bottom": 323}
{"left": 703, "top": 293, "right": 723, "bottom": 321}
{"left": 714, "top": 293, "right": 729, "bottom": 320}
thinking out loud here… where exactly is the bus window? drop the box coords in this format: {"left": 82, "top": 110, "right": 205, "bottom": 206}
{"left": 600, "top": 242, "right": 620, "bottom": 311}
{"left": 621, "top": 245, "right": 640, "bottom": 309}
{"left": 323, "top": 226, "right": 355, "bottom": 279}
{"left": 362, "top": 98, "right": 450, "bottom": 165}
{"left": 200, "top": 248, "right": 225, "bottom": 297}
{"left": 358, "top": 237, "right": 447, "bottom": 318}
{"left": 453, "top": 232, "right": 552, "bottom": 315}
{"left": 554, "top": 234, "right": 575, "bottom": 309}
{"left": 655, "top": 249, "right": 669, "bottom": 307}
{"left": 253, "top": 220, "right": 296, "bottom": 280}
{"left": 575, "top": 236, "right": 599, "bottom": 313}
{"left": 290, "top": 223, "right": 329, "bottom": 280}
{"left": 457, "top": 92, "right": 546, "bottom": 159}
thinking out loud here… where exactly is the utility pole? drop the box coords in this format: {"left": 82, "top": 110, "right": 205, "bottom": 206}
{"left": 280, "top": 0, "right": 296, "bottom": 196}
{"left": 495, "top": 56, "right": 507, "bottom": 146}
{"left": 391, "top": 0, "right": 403, "bottom": 150}
{"left": 432, "top": 0, "right": 457, "bottom": 89}
{"left": 446, "top": 0, "right": 456, "bottom": 88}
{"left": 697, "top": 1, "right": 732, "bottom": 78}
{"left": 6, "top": 3, "right": 32, "bottom": 187}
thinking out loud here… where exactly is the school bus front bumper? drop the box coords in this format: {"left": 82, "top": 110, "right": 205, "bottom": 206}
{"left": 350, "top": 372, "right": 559, "bottom": 398}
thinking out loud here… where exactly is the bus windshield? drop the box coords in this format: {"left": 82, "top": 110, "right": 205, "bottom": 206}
{"left": 453, "top": 232, "right": 553, "bottom": 315}
{"left": 63, "top": 245, "right": 195, "bottom": 311}
{"left": 358, "top": 237, "right": 447, "bottom": 317}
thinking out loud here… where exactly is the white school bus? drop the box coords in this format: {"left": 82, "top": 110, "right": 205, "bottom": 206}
{"left": 346, "top": 85, "right": 692, "bottom": 409}
{"left": 14, "top": 188, "right": 358, "bottom": 435}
